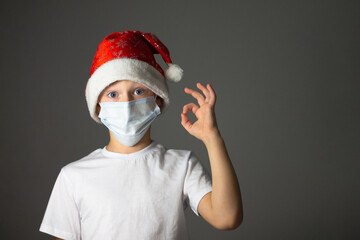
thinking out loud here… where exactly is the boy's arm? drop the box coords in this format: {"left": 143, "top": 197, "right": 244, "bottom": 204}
{"left": 198, "top": 132, "right": 243, "bottom": 230}
{"left": 181, "top": 83, "right": 243, "bottom": 230}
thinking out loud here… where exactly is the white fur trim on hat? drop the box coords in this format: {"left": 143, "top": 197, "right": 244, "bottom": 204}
{"left": 85, "top": 58, "right": 170, "bottom": 124}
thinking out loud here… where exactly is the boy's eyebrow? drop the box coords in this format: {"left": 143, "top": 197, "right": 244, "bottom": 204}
{"left": 104, "top": 84, "right": 119, "bottom": 91}
{"left": 103, "top": 83, "right": 148, "bottom": 92}
{"left": 132, "top": 83, "right": 145, "bottom": 87}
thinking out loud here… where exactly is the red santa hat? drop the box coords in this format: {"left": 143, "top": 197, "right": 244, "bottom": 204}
{"left": 85, "top": 30, "right": 183, "bottom": 124}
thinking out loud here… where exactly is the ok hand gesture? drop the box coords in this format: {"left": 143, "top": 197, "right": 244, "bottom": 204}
{"left": 181, "top": 83, "right": 220, "bottom": 143}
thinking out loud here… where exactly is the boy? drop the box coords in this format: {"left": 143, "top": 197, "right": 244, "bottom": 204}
{"left": 39, "top": 31, "right": 243, "bottom": 240}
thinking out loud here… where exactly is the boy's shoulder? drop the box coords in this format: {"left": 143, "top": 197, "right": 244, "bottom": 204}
{"left": 60, "top": 147, "right": 103, "bottom": 172}
{"left": 163, "top": 144, "right": 199, "bottom": 165}
{"left": 160, "top": 143, "right": 197, "bottom": 161}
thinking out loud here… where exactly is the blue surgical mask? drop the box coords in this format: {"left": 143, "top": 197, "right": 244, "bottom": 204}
{"left": 98, "top": 96, "right": 161, "bottom": 146}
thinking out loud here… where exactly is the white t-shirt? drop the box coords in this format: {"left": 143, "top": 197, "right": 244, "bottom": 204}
{"left": 39, "top": 141, "right": 213, "bottom": 240}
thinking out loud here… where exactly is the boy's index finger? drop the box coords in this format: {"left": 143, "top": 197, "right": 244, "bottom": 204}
{"left": 196, "top": 82, "right": 211, "bottom": 102}
{"left": 184, "top": 87, "right": 205, "bottom": 105}
{"left": 206, "top": 83, "right": 217, "bottom": 105}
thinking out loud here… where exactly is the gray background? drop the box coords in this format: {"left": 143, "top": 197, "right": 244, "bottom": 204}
{"left": 0, "top": 0, "right": 359, "bottom": 239}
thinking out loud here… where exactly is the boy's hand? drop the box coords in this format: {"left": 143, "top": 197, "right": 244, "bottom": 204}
{"left": 181, "top": 83, "right": 220, "bottom": 142}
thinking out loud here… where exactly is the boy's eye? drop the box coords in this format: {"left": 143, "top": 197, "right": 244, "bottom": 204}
{"left": 107, "top": 92, "right": 118, "bottom": 98}
{"left": 134, "top": 88, "right": 144, "bottom": 95}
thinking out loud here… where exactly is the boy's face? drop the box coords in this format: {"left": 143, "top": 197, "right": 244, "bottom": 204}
{"left": 96, "top": 80, "right": 163, "bottom": 115}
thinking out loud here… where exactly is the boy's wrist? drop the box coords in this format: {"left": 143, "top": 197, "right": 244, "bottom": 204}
{"left": 202, "top": 129, "right": 223, "bottom": 147}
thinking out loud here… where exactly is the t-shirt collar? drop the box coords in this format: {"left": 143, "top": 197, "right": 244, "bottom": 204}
{"left": 101, "top": 140, "right": 157, "bottom": 159}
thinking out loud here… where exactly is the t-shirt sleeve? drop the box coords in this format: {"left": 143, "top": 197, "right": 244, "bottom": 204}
{"left": 39, "top": 167, "right": 81, "bottom": 240}
{"left": 183, "top": 151, "right": 213, "bottom": 217}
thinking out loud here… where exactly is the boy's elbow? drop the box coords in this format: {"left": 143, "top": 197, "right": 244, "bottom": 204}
{"left": 226, "top": 213, "right": 243, "bottom": 230}
{"left": 215, "top": 212, "right": 243, "bottom": 230}
{"left": 231, "top": 213, "right": 243, "bottom": 229}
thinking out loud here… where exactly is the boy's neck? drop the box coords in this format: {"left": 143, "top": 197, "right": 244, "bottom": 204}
{"left": 105, "top": 128, "right": 153, "bottom": 154}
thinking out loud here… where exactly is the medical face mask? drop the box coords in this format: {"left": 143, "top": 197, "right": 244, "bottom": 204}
{"left": 98, "top": 96, "right": 161, "bottom": 147}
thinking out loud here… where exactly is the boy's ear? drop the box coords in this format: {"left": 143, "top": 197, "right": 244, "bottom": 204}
{"left": 155, "top": 96, "right": 164, "bottom": 108}
{"left": 96, "top": 103, "right": 100, "bottom": 116}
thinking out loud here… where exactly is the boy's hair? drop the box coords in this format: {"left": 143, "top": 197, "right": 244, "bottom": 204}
{"left": 84, "top": 31, "right": 183, "bottom": 124}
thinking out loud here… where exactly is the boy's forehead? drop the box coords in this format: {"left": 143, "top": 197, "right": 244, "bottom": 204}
{"left": 104, "top": 80, "right": 146, "bottom": 90}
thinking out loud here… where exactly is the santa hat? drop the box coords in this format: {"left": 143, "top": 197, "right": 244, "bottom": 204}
{"left": 85, "top": 31, "right": 183, "bottom": 124}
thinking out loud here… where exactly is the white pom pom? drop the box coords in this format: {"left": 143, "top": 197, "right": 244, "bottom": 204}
{"left": 165, "top": 63, "right": 183, "bottom": 82}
